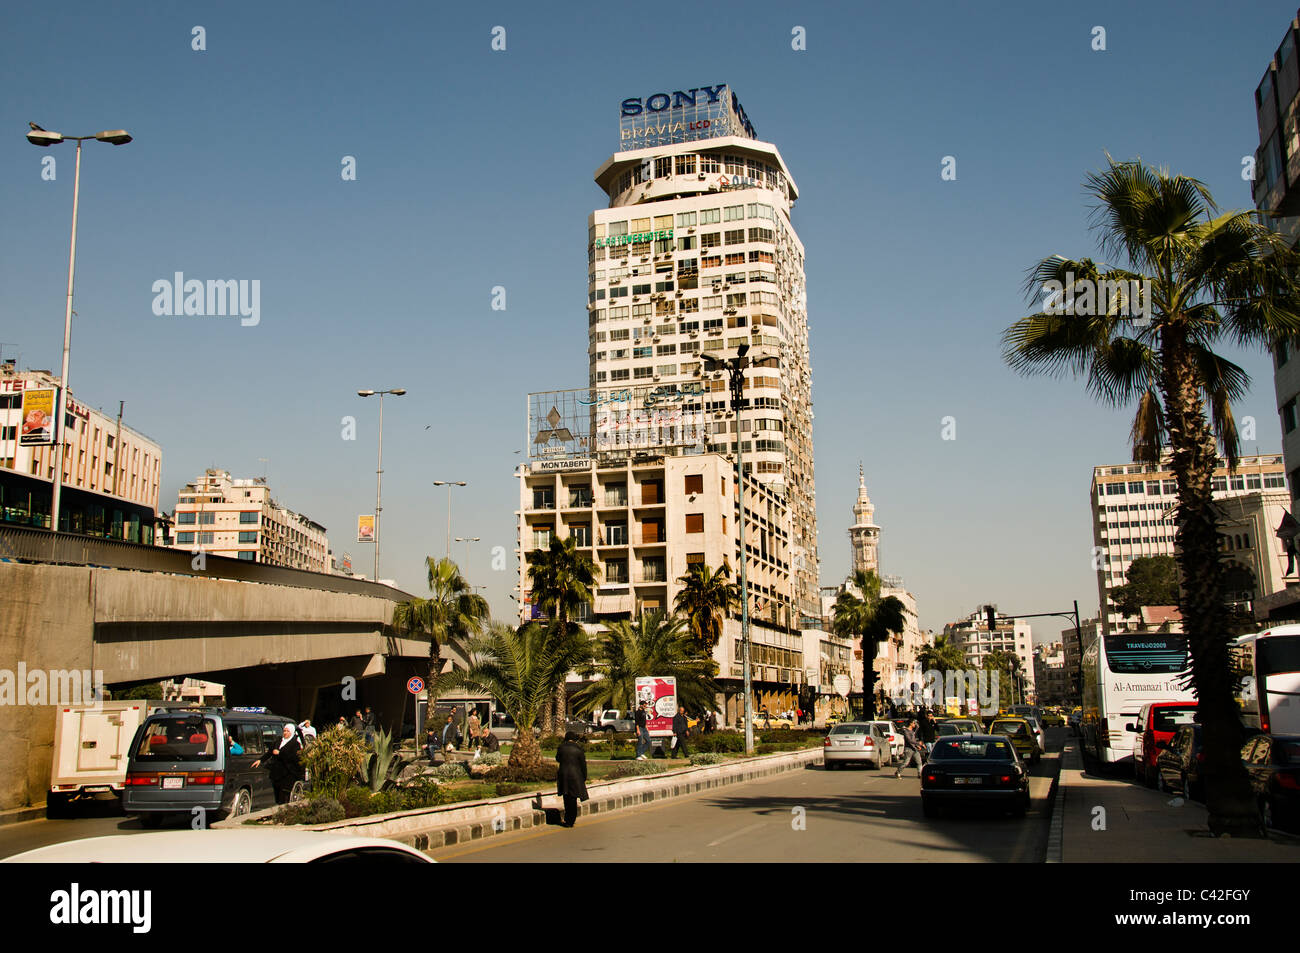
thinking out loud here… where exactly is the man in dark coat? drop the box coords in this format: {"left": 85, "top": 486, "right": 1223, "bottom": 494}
{"left": 670, "top": 709, "right": 690, "bottom": 758}
{"left": 554, "top": 731, "right": 588, "bottom": 828}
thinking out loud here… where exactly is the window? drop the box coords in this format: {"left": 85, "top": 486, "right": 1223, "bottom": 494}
{"left": 679, "top": 299, "right": 699, "bottom": 314}
{"left": 700, "top": 208, "right": 721, "bottom": 224}
{"left": 177, "top": 512, "right": 196, "bottom": 525}
{"left": 606, "top": 558, "right": 628, "bottom": 583}
{"left": 686, "top": 513, "right": 704, "bottom": 533}
{"left": 1247, "top": 473, "right": 1262, "bottom": 489}
{"left": 634, "top": 367, "right": 654, "bottom": 379}
{"left": 1104, "top": 483, "right": 1125, "bottom": 496}
{"left": 700, "top": 155, "right": 720, "bottom": 173}
{"left": 238, "top": 531, "right": 258, "bottom": 543}
{"left": 607, "top": 221, "right": 628, "bottom": 237}
{"left": 610, "top": 369, "right": 630, "bottom": 382}
{"left": 684, "top": 474, "right": 703, "bottom": 494}
{"left": 654, "top": 157, "right": 672, "bottom": 178}
{"left": 676, "top": 211, "right": 696, "bottom": 227}
{"left": 176, "top": 532, "right": 194, "bottom": 544}
{"left": 572, "top": 523, "right": 592, "bottom": 547}
{"left": 237, "top": 551, "right": 255, "bottom": 561}
{"left": 239, "top": 511, "right": 258, "bottom": 524}
{"left": 606, "top": 521, "right": 628, "bottom": 545}
{"left": 198, "top": 532, "right": 214, "bottom": 545}
{"left": 1285, "top": 398, "right": 1298, "bottom": 434}
{"left": 610, "top": 286, "right": 628, "bottom": 298}
{"left": 656, "top": 344, "right": 676, "bottom": 356}
{"left": 1212, "top": 476, "right": 1227, "bottom": 492}
{"left": 656, "top": 364, "right": 676, "bottom": 376}
{"left": 610, "top": 327, "right": 630, "bottom": 341}
{"left": 1126, "top": 481, "right": 1145, "bottom": 494}
{"left": 1265, "top": 473, "right": 1286, "bottom": 488}
{"left": 724, "top": 205, "right": 744, "bottom": 221}
{"left": 724, "top": 229, "right": 745, "bottom": 245}
{"left": 748, "top": 227, "right": 774, "bottom": 243}
{"left": 675, "top": 155, "right": 696, "bottom": 175}
{"left": 701, "top": 232, "right": 720, "bottom": 248}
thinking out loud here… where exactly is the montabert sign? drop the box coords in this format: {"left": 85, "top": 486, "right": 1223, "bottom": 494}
{"left": 531, "top": 458, "right": 592, "bottom": 473}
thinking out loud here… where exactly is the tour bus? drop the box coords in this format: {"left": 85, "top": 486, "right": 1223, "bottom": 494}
{"left": 1081, "top": 630, "right": 1195, "bottom": 766}
{"left": 1233, "top": 625, "right": 1300, "bottom": 735}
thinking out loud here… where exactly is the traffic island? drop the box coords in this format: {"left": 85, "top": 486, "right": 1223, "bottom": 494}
{"left": 214, "top": 746, "right": 824, "bottom": 849}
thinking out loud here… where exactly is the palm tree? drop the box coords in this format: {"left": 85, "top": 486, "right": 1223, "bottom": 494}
{"left": 831, "top": 570, "right": 907, "bottom": 720}
{"left": 982, "top": 650, "right": 1021, "bottom": 708}
{"left": 392, "top": 556, "right": 490, "bottom": 694}
{"left": 1002, "top": 156, "right": 1300, "bottom": 836}
{"left": 917, "top": 634, "right": 967, "bottom": 707}
{"left": 433, "top": 621, "right": 590, "bottom": 768}
{"left": 574, "top": 612, "right": 720, "bottom": 715}
{"left": 526, "top": 536, "right": 599, "bottom": 732}
{"left": 673, "top": 563, "right": 740, "bottom": 658}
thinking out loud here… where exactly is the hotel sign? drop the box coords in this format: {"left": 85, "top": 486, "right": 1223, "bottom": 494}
{"left": 595, "top": 229, "right": 672, "bottom": 248}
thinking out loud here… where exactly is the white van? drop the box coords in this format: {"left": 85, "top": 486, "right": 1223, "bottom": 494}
{"left": 48, "top": 701, "right": 148, "bottom": 816}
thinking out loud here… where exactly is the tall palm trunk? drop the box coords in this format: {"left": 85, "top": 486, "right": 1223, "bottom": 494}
{"left": 862, "top": 639, "right": 877, "bottom": 720}
{"left": 510, "top": 726, "right": 542, "bottom": 769}
{"left": 1161, "top": 331, "right": 1258, "bottom": 836}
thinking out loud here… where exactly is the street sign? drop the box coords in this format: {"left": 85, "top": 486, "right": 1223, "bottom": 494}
{"left": 406, "top": 676, "right": 424, "bottom": 695}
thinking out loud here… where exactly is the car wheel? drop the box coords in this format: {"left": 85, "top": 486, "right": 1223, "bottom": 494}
{"left": 824, "top": 760, "right": 835, "bottom": 771}
{"left": 231, "top": 788, "right": 253, "bottom": 817}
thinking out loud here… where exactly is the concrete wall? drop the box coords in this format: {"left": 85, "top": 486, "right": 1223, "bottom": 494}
{"left": 0, "top": 562, "right": 424, "bottom": 811}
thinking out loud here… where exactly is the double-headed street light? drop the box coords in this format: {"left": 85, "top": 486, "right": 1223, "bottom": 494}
{"left": 454, "top": 536, "right": 480, "bottom": 573}
{"left": 433, "top": 481, "right": 467, "bottom": 558}
{"left": 358, "top": 388, "right": 405, "bottom": 581}
{"left": 700, "top": 344, "right": 761, "bottom": 754}
{"left": 26, "top": 124, "right": 132, "bottom": 537}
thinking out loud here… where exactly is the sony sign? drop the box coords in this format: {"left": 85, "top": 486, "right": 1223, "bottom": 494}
{"left": 620, "top": 84, "right": 756, "bottom": 139}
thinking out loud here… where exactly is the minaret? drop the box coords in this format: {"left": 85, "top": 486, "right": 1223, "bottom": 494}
{"left": 849, "top": 463, "right": 880, "bottom": 576}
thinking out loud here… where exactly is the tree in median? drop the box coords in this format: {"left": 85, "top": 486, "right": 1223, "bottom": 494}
{"left": 832, "top": 570, "right": 906, "bottom": 720}
{"left": 392, "top": 556, "right": 489, "bottom": 707}
{"left": 1002, "top": 156, "right": 1300, "bottom": 836}
{"left": 574, "top": 612, "right": 720, "bottom": 716}
{"left": 526, "top": 536, "right": 599, "bottom": 733}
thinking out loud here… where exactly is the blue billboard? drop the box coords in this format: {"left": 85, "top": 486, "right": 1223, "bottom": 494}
{"left": 618, "top": 84, "right": 757, "bottom": 151}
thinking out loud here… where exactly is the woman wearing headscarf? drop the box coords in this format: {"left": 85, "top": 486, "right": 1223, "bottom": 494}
{"left": 252, "top": 723, "right": 305, "bottom": 804}
{"left": 554, "top": 731, "right": 589, "bottom": 828}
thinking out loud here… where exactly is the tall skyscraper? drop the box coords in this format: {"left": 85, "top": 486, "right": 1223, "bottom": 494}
{"left": 585, "top": 84, "right": 820, "bottom": 621}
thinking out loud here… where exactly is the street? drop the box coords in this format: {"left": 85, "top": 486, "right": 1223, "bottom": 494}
{"left": 433, "top": 730, "right": 1063, "bottom": 863}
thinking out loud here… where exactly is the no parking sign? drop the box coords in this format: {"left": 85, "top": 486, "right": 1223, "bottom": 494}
{"left": 407, "top": 676, "right": 425, "bottom": 695}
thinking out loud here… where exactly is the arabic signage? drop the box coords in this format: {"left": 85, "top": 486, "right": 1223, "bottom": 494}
{"left": 635, "top": 676, "right": 677, "bottom": 736}
{"left": 528, "top": 383, "right": 706, "bottom": 461}
{"left": 19, "top": 387, "right": 57, "bottom": 446}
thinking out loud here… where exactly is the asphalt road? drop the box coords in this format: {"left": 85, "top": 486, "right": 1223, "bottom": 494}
{"left": 434, "top": 731, "right": 1064, "bottom": 863}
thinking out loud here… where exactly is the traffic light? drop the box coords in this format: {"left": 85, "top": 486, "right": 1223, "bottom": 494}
{"left": 986, "top": 605, "right": 997, "bottom": 631}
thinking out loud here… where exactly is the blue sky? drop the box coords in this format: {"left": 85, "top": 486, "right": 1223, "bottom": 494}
{"left": 1, "top": 0, "right": 1294, "bottom": 638}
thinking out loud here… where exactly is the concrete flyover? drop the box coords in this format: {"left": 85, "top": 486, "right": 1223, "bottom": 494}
{"left": 0, "top": 526, "right": 431, "bottom": 812}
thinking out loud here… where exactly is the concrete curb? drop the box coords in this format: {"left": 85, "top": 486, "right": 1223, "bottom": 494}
{"left": 0, "top": 806, "right": 48, "bottom": 828}
{"left": 218, "top": 747, "right": 824, "bottom": 848}
{"left": 1046, "top": 742, "right": 1078, "bottom": 864}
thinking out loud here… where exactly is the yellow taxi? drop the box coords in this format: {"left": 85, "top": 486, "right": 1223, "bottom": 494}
{"left": 986, "top": 716, "right": 1042, "bottom": 765}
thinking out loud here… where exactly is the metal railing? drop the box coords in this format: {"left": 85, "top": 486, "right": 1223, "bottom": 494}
{"left": 0, "top": 525, "right": 414, "bottom": 600}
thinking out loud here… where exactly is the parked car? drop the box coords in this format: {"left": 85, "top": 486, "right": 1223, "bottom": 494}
{"left": 2, "top": 830, "right": 433, "bottom": 863}
{"left": 823, "top": 722, "right": 891, "bottom": 769}
{"left": 1023, "top": 716, "right": 1047, "bottom": 756}
{"left": 1129, "top": 701, "right": 1198, "bottom": 787}
{"left": 921, "top": 735, "right": 1030, "bottom": 818}
{"left": 591, "top": 710, "right": 636, "bottom": 733}
{"left": 1241, "top": 733, "right": 1300, "bottom": 834}
{"left": 1154, "top": 724, "right": 1204, "bottom": 800}
{"left": 986, "top": 717, "right": 1041, "bottom": 765}
{"left": 752, "top": 711, "right": 794, "bottom": 730}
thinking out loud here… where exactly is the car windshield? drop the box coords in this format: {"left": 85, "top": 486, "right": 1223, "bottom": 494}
{"left": 1151, "top": 706, "right": 1197, "bottom": 732}
{"left": 135, "top": 716, "right": 218, "bottom": 762}
{"left": 930, "top": 739, "right": 1013, "bottom": 761}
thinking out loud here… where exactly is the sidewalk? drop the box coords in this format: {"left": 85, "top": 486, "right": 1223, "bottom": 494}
{"left": 1050, "top": 737, "right": 1299, "bottom": 863}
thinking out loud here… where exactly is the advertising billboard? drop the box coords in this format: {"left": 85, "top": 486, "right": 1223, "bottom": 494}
{"left": 19, "top": 387, "right": 57, "bottom": 447}
{"left": 356, "top": 515, "right": 374, "bottom": 543}
{"left": 618, "top": 84, "right": 756, "bottom": 151}
{"left": 635, "top": 676, "right": 677, "bottom": 736}
{"left": 528, "top": 384, "right": 706, "bottom": 460}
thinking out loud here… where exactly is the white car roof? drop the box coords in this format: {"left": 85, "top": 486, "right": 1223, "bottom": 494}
{"left": 2, "top": 830, "right": 433, "bottom": 864}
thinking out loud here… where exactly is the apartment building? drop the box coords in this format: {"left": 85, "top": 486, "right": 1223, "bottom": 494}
{"left": 1090, "top": 453, "right": 1291, "bottom": 632}
{"left": 945, "top": 608, "right": 1037, "bottom": 702}
{"left": 0, "top": 363, "right": 161, "bottom": 540}
{"left": 169, "top": 468, "right": 330, "bottom": 573}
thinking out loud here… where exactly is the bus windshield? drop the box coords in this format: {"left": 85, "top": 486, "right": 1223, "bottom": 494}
{"left": 1259, "top": 635, "right": 1300, "bottom": 677}
{"left": 1104, "top": 635, "right": 1188, "bottom": 674}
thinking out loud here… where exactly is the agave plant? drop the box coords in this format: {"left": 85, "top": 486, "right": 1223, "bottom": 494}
{"left": 367, "top": 727, "right": 397, "bottom": 793}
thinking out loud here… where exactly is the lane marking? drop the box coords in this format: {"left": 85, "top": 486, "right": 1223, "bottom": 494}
{"left": 705, "top": 820, "right": 765, "bottom": 848}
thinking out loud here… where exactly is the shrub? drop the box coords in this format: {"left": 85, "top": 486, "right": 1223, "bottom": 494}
{"left": 483, "top": 763, "right": 558, "bottom": 783}
{"left": 298, "top": 726, "right": 369, "bottom": 800}
{"left": 757, "top": 729, "right": 821, "bottom": 745}
{"left": 755, "top": 742, "right": 801, "bottom": 754}
{"left": 435, "top": 761, "right": 469, "bottom": 780}
{"left": 538, "top": 735, "right": 565, "bottom": 750}
{"left": 606, "top": 761, "right": 664, "bottom": 779}
{"left": 340, "top": 786, "right": 374, "bottom": 818}
{"left": 273, "top": 797, "right": 345, "bottom": 826}
{"left": 476, "top": 751, "right": 504, "bottom": 766}
{"left": 368, "top": 727, "right": 397, "bottom": 793}
{"left": 690, "top": 732, "right": 746, "bottom": 753}
{"left": 689, "top": 752, "right": 727, "bottom": 765}
{"left": 494, "top": 782, "right": 528, "bottom": 797}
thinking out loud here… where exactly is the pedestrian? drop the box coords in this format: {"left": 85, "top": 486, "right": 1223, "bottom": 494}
{"left": 441, "top": 713, "right": 457, "bottom": 755}
{"left": 634, "top": 701, "right": 652, "bottom": 760}
{"left": 918, "top": 709, "right": 937, "bottom": 759}
{"left": 670, "top": 708, "right": 690, "bottom": 758}
{"left": 480, "top": 726, "right": 500, "bottom": 753}
{"left": 362, "top": 707, "right": 376, "bottom": 744}
{"left": 894, "top": 720, "right": 924, "bottom": 779}
{"left": 554, "top": 731, "right": 589, "bottom": 828}
{"left": 351, "top": 709, "right": 364, "bottom": 733}
{"left": 336, "top": 716, "right": 347, "bottom": 731}
{"left": 252, "top": 723, "right": 304, "bottom": 804}
{"left": 424, "top": 724, "right": 440, "bottom": 762}
{"left": 467, "top": 709, "right": 482, "bottom": 752}
{"left": 298, "top": 719, "right": 317, "bottom": 744}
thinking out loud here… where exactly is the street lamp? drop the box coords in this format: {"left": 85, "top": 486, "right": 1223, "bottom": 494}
{"left": 432, "top": 481, "right": 467, "bottom": 558}
{"left": 700, "top": 344, "right": 761, "bottom": 754}
{"left": 455, "top": 536, "right": 480, "bottom": 573}
{"left": 27, "top": 124, "right": 132, "bottom": 537}
{"left": 357, "top": 388, "right": 405, "bottom": 581}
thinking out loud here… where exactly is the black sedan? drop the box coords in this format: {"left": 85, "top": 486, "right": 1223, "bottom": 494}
{"left": 920, "top": 735, "right": 1030, "bottom": 818}
{"left": 1242, "top": 734, "right": 1300, "bottom": 834}
{"left": 1154, "top": 724, "right": 1204, "bottom": 800}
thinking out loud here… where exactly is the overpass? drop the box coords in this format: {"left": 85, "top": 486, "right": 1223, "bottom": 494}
{"left": 0, "top": 526, "right": 434, "bottom": 812}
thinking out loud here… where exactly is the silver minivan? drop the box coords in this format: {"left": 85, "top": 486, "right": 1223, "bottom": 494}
{"left": 123, "top": 708, "right": 299, "bottom": 825}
